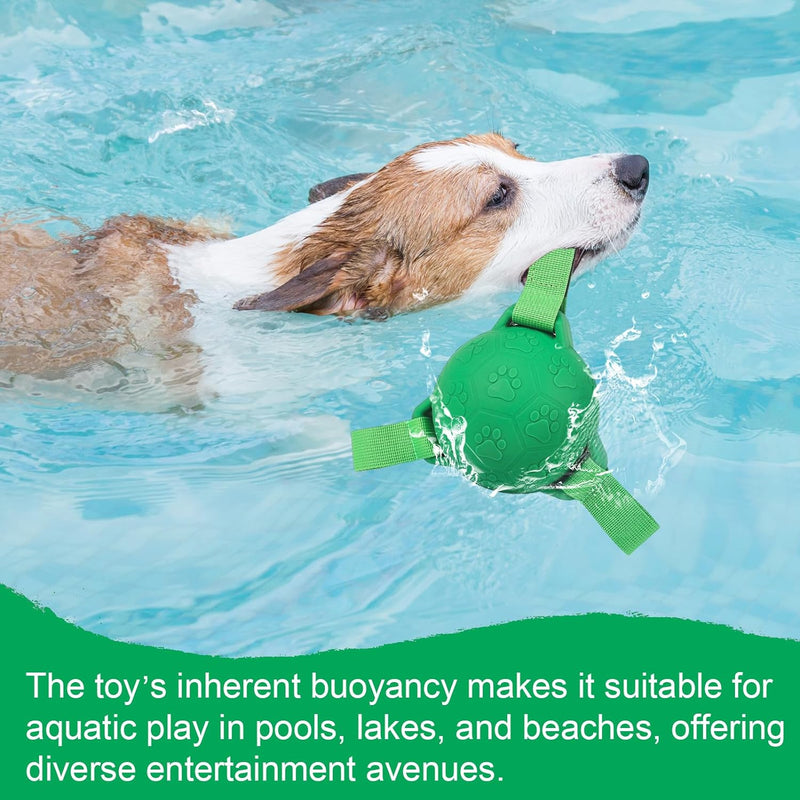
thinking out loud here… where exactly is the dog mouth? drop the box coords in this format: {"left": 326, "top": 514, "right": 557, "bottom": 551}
{"left": 519, "top": 246, "right": 602, "bottom": 285}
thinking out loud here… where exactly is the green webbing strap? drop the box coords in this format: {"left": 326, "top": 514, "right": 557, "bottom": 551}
{"left": 349, "top": 247, "right": 658, "bottom": 554}
{"left": 558, "top": 457, "right": 659, "bottom": 554}
{"left": 352, "top": 416, "right": 437, "bottom": 471}
{"left": 511, "top": 248, "right": 574, "bottom": 333}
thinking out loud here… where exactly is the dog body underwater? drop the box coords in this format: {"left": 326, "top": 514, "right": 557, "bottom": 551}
{"left": 0, "top": 134, "right": 648, "bottom": 395}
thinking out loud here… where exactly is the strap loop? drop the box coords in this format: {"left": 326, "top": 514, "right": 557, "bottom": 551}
{"left": 557, "top": 457, "right": 659, "bottom": 553}
{"left": 351, "top": 416, "right": 437, "bottom": 471}
{"left": 511, "top": 248, "right": 574, "bottom": 333}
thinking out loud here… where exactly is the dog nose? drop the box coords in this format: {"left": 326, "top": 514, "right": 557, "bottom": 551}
{"left": 613, "top": 154, "right": 649, "bottom": 197}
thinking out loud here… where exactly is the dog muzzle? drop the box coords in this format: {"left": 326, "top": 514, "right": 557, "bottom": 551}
{"left": 350, "top": 249, "right": 658, "bottom": 554}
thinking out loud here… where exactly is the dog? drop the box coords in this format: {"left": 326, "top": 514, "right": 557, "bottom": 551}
{"left": 0, "top": 134, "right": 648, "bottom": 388}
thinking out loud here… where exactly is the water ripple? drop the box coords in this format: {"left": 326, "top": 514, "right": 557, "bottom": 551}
{"left": 1, "top": 0, "right": 799, "bottom": 654}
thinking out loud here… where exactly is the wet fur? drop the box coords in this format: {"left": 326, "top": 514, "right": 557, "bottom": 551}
{"left": 0, "top": 215, "right": 225, "bottom": 378}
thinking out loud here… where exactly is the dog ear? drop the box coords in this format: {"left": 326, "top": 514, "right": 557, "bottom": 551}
{"left": 234, "top": 245, "right": 405, "bottom": 316}
{"left": 308, "top": 173, "right": 372, "bottom": 203}
{"left": 233, "top": 252, "right": 354, "bottom": 312}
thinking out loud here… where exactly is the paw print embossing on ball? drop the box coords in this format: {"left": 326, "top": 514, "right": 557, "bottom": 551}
{"left": 473, "top": 425, "right": 507, "bottom": 462}
{"left": 444, "top": 381, "right": 469, "bottom": 415}
{"left": 525, "top": 404, "right": 561, "bottom": 443}
{"left": 461, "top": 337, "right": 488, "bottom": 363}
{"left": 548, "top": 354, "right": 579, "bottom": 389}
{"left": 473, "top": 470, "right": 501, "bottom": 488}
{"left": 487, "top": 365, "right": 522, "bottom": 402}
{"left": 504, "top": 328, "right": 538, "bottom": 354}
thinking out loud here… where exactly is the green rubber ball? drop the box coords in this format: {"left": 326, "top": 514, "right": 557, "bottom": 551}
{"left": 429, "top": 311, "right": 598, "bottom": 493}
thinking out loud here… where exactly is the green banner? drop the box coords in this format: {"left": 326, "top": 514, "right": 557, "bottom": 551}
{"left": 1, "top": 584, "right": 796, "bottom": 797}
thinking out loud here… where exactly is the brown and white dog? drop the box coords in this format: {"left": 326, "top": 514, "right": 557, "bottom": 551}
{"left": 0, "top": 133, "right": 648, "bottom": 388}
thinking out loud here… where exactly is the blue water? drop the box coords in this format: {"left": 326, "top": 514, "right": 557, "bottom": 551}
{"left": 1, "top": 0, "right": 798, "bottom": 655}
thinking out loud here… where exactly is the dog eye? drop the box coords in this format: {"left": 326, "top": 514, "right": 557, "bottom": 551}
{"left": 512, "top": 142, "right": 520, "bottom": 150}
{"left": 486, "top": 183, "right": 510, "bottom": 208}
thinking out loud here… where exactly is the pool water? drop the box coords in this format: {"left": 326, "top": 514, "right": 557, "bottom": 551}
{"left": 1, "top": 0, "right": 798, "bottom": 655}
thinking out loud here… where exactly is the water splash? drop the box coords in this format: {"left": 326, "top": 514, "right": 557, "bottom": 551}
{"left": 148, "top": 100, "right": 235, "bottom": 143}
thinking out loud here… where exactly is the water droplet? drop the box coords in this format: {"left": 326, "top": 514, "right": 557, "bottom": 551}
{"left": 420, "top": 330, "right": 431, "bottom": 358}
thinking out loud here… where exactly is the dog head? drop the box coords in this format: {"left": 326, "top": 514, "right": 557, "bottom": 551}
{"left": 234, "top": 133, "right": 648, "bottom": 316}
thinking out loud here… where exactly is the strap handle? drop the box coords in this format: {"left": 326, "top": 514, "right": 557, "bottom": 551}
{"left": 351, "top": 416, "right": 437, "bottom": 471}
{"left": 557, "top": 456, "right": 659, "bottom": 553}
{"left": 511, "top": 248, "right": 575, "bottom": 333}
